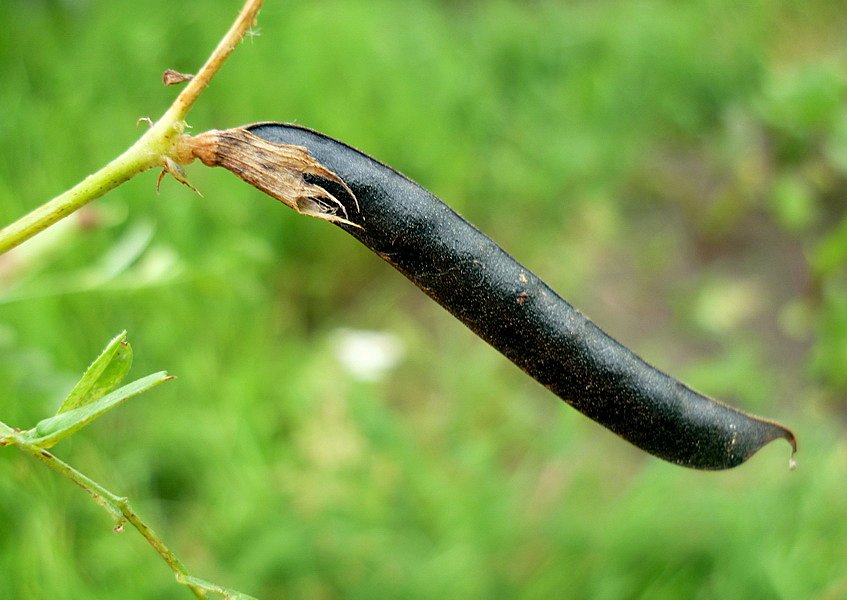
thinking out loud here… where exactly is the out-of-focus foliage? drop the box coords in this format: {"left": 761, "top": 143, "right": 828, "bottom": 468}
{"left": 1, "top": 1, "right": 845, "bottom": 598}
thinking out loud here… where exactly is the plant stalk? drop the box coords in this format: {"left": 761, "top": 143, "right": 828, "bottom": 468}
{"left": 0, "top": 132, "right": 167, "bottom": 255}
{"left": 0, "top": 0, "right": 264, "bottom": 257}
{"left": 1, "top": 422, "right": 207, "bottom": 599}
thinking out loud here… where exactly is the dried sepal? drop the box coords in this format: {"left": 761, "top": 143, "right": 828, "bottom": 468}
{"left": 184, "top": 128, "right": 358, "bottom": 225}
{"left": 162, "top": 69, "right": 194, "bottom": 86}
{"left": 158, "top": 157, "right": 202, "bottom": 196}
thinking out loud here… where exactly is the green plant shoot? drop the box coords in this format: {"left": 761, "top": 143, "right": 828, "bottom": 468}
{"left": 57, "top": 330, "right": 133, "bottom": 414}
{"left": 25, "top": 371, "right": 171, "bottom": 449}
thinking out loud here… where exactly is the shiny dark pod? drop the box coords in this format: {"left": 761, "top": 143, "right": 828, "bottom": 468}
{"left": 248, "top": 122, "right": 796, "bottom": 470}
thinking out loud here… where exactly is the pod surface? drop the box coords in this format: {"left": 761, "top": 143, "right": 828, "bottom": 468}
{"left": 248, "top": 122, "right": 795, "bottom": 470}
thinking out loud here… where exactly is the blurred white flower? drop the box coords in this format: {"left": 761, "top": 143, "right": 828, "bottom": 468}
{"left": 332, "top": 328, "right": 405, "bottom": 382}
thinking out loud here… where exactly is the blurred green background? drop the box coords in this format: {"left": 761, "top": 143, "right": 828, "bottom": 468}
{"left": 1, "top": 0, "right": 845, "bottom": 598}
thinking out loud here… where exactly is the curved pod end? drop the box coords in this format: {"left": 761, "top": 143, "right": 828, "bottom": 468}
{"left": 739, "top": 415, "right": 797, "bottom": 471}
{"left": 668, "top": 399, "right": 797, "bottom": 470}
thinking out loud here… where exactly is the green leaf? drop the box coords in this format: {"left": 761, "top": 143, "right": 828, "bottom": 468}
{"left": 26, "top": 371, "right": 172, "bottom": 448}
{"left": 57, "top": 330, "right": 133, "bottom": 414}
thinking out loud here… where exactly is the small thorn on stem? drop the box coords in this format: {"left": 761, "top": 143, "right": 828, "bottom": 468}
{"left": 137, "top": 117, "right": 154, "bottom": 129}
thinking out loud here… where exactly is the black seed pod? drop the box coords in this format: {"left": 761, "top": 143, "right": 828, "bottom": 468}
{"left": 193, "top": 122, "right": 796, "bottom": 470}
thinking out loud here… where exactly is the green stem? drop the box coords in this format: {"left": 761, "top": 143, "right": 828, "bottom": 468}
{"left": 0, "top": 0, "right": 264, "bottom": 257}
{"left": 0, "top": 124, "right": 177, "bottom": 256}
{"left": 2, "top": 422, "right": 207, "bottom": 599}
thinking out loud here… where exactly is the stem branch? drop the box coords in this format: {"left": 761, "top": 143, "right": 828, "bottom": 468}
{"left": 0, "top": 143, "right": 161, "bottom": 255}
{"left": 0, "top": 3, "right": 266, "bottom": 596}
{"left": 0, "top": 0, "right": 264, "bottom": 256}
{"left": 164, "top": 0, "right": 263, "bottom": 124}
{"left": 1, "top": 422, "right": 208, "bottom": 599}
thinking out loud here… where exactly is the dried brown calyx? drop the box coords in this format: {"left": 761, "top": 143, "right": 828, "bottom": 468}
{"left": 161, "top": 69, "right": 194, "bottom": 86}
{"left": 181, "top": 127, "right": 358, "bottom": 225}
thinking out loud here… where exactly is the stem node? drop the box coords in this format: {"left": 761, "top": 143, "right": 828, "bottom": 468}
{"left": 0, "top": 0, "right": 264, "bottom": 256}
